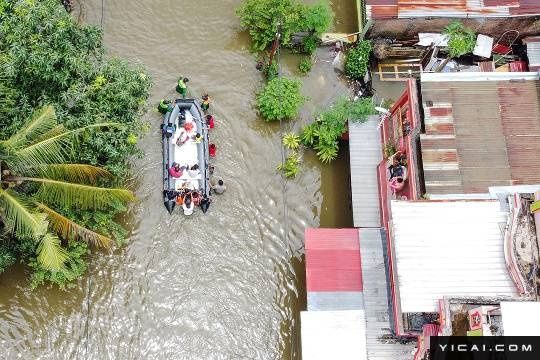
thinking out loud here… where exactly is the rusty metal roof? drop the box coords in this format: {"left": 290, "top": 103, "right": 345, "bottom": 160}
{"left": 366, "top": 0, "right": 540, "bottom": 19}
{"left": 420, "top": 74, "right": 540, "bottom": 195}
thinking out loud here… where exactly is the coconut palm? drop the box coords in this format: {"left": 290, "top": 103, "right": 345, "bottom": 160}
{"left": 0, "top": 106, "right": 135, "bottom": 270}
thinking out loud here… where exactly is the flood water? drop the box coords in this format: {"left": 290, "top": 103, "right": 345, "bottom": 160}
{"left": 0, "top": 1, "right": 356, "bottom": 359}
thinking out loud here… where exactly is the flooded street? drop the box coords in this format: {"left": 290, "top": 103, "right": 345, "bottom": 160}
{"left": 0, "top": 1, "right": 355, "bottom": 359}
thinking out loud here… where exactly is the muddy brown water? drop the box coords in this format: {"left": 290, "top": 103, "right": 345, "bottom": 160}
{"left": 0, "top": 1, "right": 356, "bottom": 359}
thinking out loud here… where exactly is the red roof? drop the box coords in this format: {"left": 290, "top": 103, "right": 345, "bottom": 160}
{"left": 305, "top": 228, "right": 362, "bottom": 292}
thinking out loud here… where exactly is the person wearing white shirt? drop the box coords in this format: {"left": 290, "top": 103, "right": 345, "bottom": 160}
{"left": 182, "top": 196, "right": 194, "bottom": 215}
{"left": 187, "top": 164, "right": 200, "bottom": 178}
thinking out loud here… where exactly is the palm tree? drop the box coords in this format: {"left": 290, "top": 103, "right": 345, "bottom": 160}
{"left": 0, "top": 105, "right": 135, "bottom": 270}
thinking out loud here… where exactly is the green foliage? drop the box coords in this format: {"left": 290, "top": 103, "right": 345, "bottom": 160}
{"left": 28, "top": 240, "right": 88, "bottom": 290}
{"left": 345, "top": 40, "right": 372, "bottom": 80}
{"left": 236, "top": 0, "right": 333, "bottom": 51}
{"left": 300, "top": 1, "right": 333, "bottom": 35}
{"left": 264, "top": 61, "right": 279, "bottom": 80}
{"left": 0, "top": 242, "right": 16, "bottom": 273}
{"left": 443, "top": 21, "right": 476, "bottom": 58}
{"left": 256, "top": 77, "right": 305, "bottom": 121}
{"left": 302, "top": 36, "right": 318, "bottom": 55}
{"left": 302, "top": 97, "right": 376, "bottom": 163}
{"left": 282, "top": 132, "right": 300, "bottom": 150}
{"left": 0, "top": 0, "right": 147, "bottom": 287}
{"left": 298, "top": 56, "right": 313, "bottom": 75}
{"left": 277, "top": 152, "right": 301, "bottom": 178}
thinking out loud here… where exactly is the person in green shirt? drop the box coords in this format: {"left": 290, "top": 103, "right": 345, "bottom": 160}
{"left": 176, "top": 77, "right": 189, "bottom": 98}
{"left": 157, "top": 99, "right": 173, "bottom": 114}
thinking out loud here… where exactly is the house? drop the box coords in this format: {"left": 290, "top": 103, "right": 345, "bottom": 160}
{"left": 363, "top": 1, "right": 540, "bottom": 39}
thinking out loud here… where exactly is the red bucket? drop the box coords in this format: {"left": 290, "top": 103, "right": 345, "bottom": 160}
{"left": 209, "top": 143, "right": 216, "bottom": 157}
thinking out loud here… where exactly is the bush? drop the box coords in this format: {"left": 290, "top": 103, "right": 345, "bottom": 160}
{"left": 282, "top": 132, "right": 301, "bottom": 150}
{"left": 277, "top": 152, "right": 301, "bottom": 178}
{"left": 444, "top": 21, "right": 476, "bottom": 58}
{"left": 302, "top": 97, "right": 376, "bottom": 163}
{"left": 345, "top": 40, "right": 372, "bottom": 80}
{"left": 300, "top": 1, "right": 334, "bottom": 35}
{"left": 302, "top": 35, "right": 318, "bottom": 55}
{"left": 298, "top": 56, "right": 313, "bottom": 75}
{"left": 264, "top": 61, "right": 279, "bottom": 80}
{"left": 0, "top": 242, "right": 16, "bottom": 274}
{"left": 256, "top": 77, "right": 305, "bottom": 121}
{"left": 237, "top": 0, "right": 333, "bottom": 51}
{"left": 28, "top": 240, "right": 89, "bottom": 290}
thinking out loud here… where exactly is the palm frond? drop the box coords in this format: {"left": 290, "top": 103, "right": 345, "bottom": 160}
{"left": 2, "top": 106, "right": 57, "bottom": 148}
{"left": 0, "top": 188, "right": 49, "bottom": 239}
{"left": 37, "top": 202, "right": 112, "bottom": 248}
{"left": 25, "top": 164, "right": 112, "bottom": 184}
{"left": 17, "top": 177, "right": 135, "bottom": 210}
{"left": 9, "top": 122, "right": 124, "bottom": 170}
{"left": 37, "top": 233, "right": 68, "bottom": 270}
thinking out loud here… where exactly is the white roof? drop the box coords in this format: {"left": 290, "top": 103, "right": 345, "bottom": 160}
{"left": 348, "top": 116, "right": 382, "bottom": 227}
{"left": 501, "top": 302, "right": 540, "bottom": 336}
{"left": 301, "top": 310, "right": 367, "bottom": 360}
{"left": 390, "top": 200, "right": 517, "bottom": 313}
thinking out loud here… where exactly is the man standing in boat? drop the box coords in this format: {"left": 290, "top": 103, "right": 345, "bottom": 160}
{"left": 176, "top": 77, "right": 189, "bottom": 98}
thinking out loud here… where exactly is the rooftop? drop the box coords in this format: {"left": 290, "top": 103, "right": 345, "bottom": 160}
{"left": 366, "top": 0, "right": 540, "bottom": 20}
{"left": 500, "top": 302, "right": 540, "bottom": 335}
{"left": 420, "top": 73, "right": 540, "bottom": 195}
{"left": 390, "top": 200, "right": 517, "bottom": 314}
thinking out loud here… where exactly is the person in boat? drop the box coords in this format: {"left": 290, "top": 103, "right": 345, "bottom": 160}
{"left": 200, "top": 194, "right": 211, "bottom": 213}
{"left": 158, "top": 99, "right": 173, "bottom": 114}
{"left": 206, "top": 114, "right": 215, "bottom": 129}
{"left": 193, "top": 133, "right": 203, "bottom": 143}
{"left": 210, "top": 177, "right": 226, "bottom": 194}
{"left": 187, "top": 164, "right": 200, "bottom": 178}
{"left": 192, "top": 190, "right": 202, "bottom": 206}
{"left": 162, "top": 122, "right": 175, "bottom": 138}
{"left": 182, "top": 194, "right": 194, "bottom": 215}
{"left": 176, "top": 126, "right": 189, "bottom": 146}
{"left": 168, "top": 163, "right": 185, "bottom": 178}
{"left": 201, "top": 94, "right": 210, "bottom": 111}
{"left": 176, "top": 77, "right": 189, "bottom": 98}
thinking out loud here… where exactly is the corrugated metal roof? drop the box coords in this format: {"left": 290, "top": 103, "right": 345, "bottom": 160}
{"left": 390, "top": 200, "right": 517, "bottom": 313}
{"left": 307, "top": 291, "right": 364, "bottom": 311}
{"left": 366, "top": 0, "right": 540, "bottom": 19}
{"left": 301, "top": 310, "right": 368, "bottom": 360}
{"left": 305, "top": 228, "right": 363, "bottom": 292}
{"left": 420, "top": 76, "right": 540, "bottom": 195}
{"left": 359, "top": 228, "right": 415, "bottom": 360}
{"left": 349, "top": 116, "right": 383, "bottom": 227}
{"left": 524, "top": 37, "right": 540, "bottom": 71}
{"left": 500, "top": 302, "right": 540, "bottom": 335}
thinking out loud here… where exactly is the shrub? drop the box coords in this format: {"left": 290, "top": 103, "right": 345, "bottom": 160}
{"left": 264, "top": 61, "right": 279, "bottom": 80}
{"left": 444, "top": 21, "right": 476, "bottom": 58}
{"left": 302, "top": 97, "right": 376, "bottom": 163}
{"left": 0, "top": 242, "right": 16, "bottom": 274}
{"left": 256, "top": 77, "right": 305, "bottom": 121}
{"left": 302, "top": 35, "right": 318, "bottom": 55}
{"left": 300, "top": 1, "right": 334, "bottom": 35}
{"left": 282, "top": 132, "right": 301, "bottom": 150}
{"left": 237, "top": 0, "right": 333, "bottom": 51}
{"left": 277, "top": 152, "right": 301, "bottom": 178}
{"left": 298, "top": 56, "right": 313, "bottom": 75}
{"left": 383, "top": 142, "right": 397, "bottom": 159}
{"left": 345, "top": 40, "right": 372, "bottom": 80}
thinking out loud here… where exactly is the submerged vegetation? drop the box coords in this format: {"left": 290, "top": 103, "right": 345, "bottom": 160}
{"left": 0, "top": 0, "right": 150, "bottom": 288}
{"left": 256, "top": 77, "right": 305, "bottom": 121}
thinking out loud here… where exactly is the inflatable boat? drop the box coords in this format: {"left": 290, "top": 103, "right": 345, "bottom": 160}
{"left": 162, "top": 99, "right": 211, "bottom": 214}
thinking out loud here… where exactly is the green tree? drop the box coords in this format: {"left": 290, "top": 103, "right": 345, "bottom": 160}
{"left": 345, "top": 40, "right": 372, "bottom": 80}
{"left": 236, "top": 0, "right": 333, "bottom": 51}
{"left": 0, "top": 106, "right": 134, "bottom": 271}
{"left": 256, "top": 77, "right": 305, "bottom": 121}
